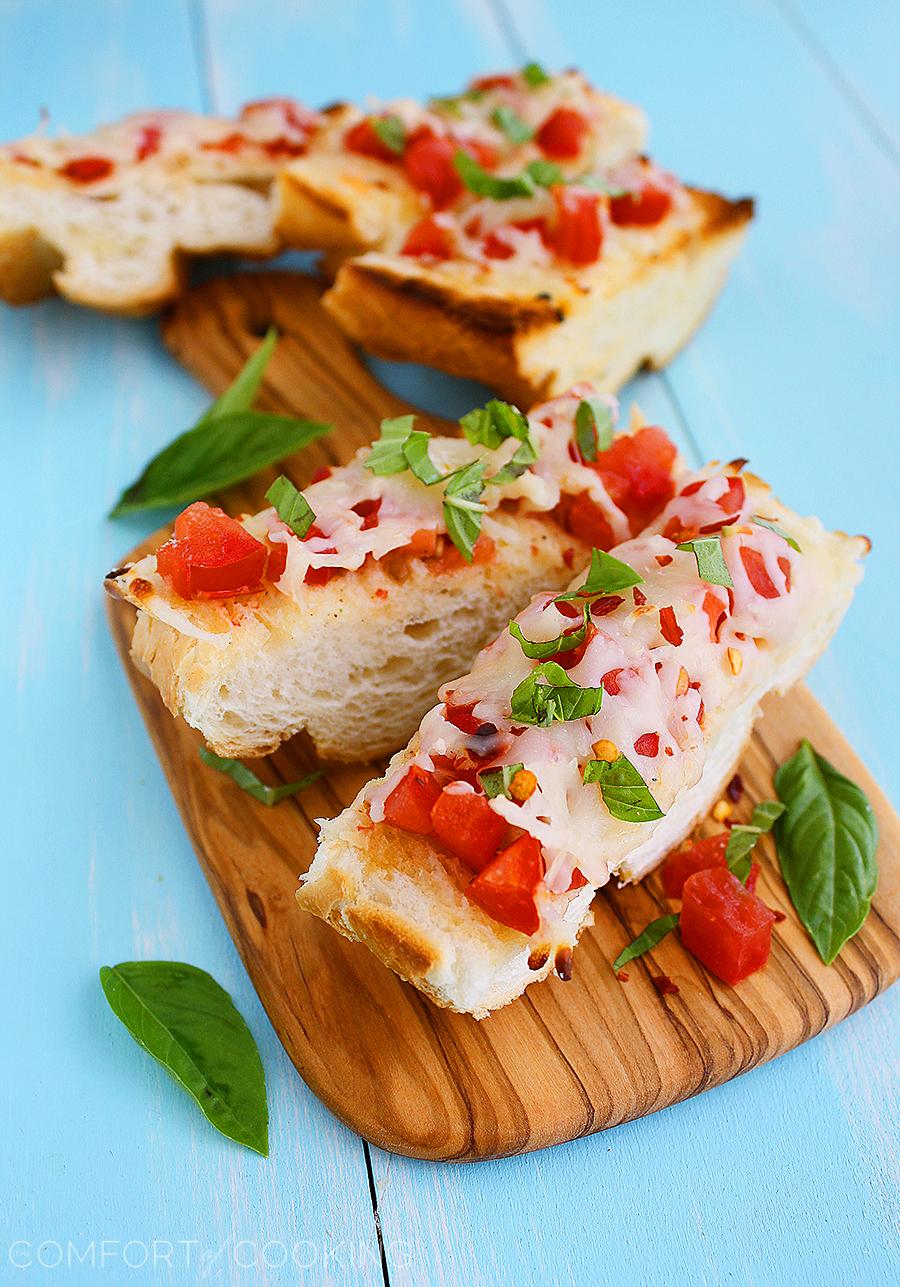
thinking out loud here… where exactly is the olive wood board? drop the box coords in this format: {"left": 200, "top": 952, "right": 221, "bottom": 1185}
{"left": 105, "top": 272, "right": 900, "bottom": 1162}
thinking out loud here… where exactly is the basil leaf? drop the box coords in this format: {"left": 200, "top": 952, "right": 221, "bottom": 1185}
{"left": 510, "top": 660, "right": 603, "bottom": 727}
{"left": 676, "top": 535, "right": 735, "bottom": 588}
{"left": 556, "top": 547, "right": 643, "bottom": 601}
{"left": 725, "top": 799, "right": 786, "bottom": 883}
{"left": 365, "top": 414, "right": 417, "bottom": 475}
{"left": 372, "top": 114, "right": 406, "bottom": 155}
{"left": 753, "top": 515, "right": 802, "bottom": 552}
{"left": 751, "top": 799, "right": 787, "bottom": 830}
{"left": 526, "top": 157, "right": 565, "bottom": 187}
{"left": 509, "top": 604, "right": 588, "bottom": 660}
{"left": 774, "top": 740, "right": 878, "bottom": 964}
{"left": 197, "top": 327, "right": 277, "bottom": 424}
{"left": 575, "top": 397, "right": 615, "bottom": 462}
{"left": 489, "top": 434, "right": 539, "bottom": 485}
{"left": 265, "top": 475, "right": 315, "bottom": 539}
{"left": 491, "top": 105, "right": 534, "bottom": 143}
{"left": 443, "top": 459, "right": 487, "bottom": 562}
{"left": 522, "top": 61, "right": 551, "bottom": 88}
{"left": 479, "top": 763, "right": 525, "bottom": 800}
{"left": 110, "top": 412, "right": 330, "bottom": 517}
{"left": 613, "top": 913, "right": 680, "bottom": 972}
{"left": 579, "top": 174, "right": 628, "bottom": 197}
{"left": 200, "top": 746, "right": 323, "bottom": 806}
{"left": 454, "top": 150, "right": 536, "bottom": 199}
{"left": 583, "top": 753, "right": 665, "bottom": 823}
{"left": 460, "top": 398, "right": 530, "bottom": 449}
{"left": 99, "top": 961, "right": 268, "bottom": 1155}
{"left": 403, "top": 430, "right": 445, "bottom": 485}
{"left": 430, "top": 94, "right": 464, "bottom": 117}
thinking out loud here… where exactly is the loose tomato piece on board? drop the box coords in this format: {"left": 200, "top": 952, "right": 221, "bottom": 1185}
{"left": 591, "top": 426, "right": 678, "bottom": 533}
{"left": 403, "top": 134, "right": 463, "bottom": 209}
{"left": 662, "top": 833, "right": 742, "bottom": 898}
{"left": 466, "top": 834, "right": 545, "bottom": 934}
{"left": 680, "top": 867, "right": 776, "bottom": 985}
{"left": 401, "top": 216, "right": 455, "bottom": 259}
{"left": 431, "top": 788, "right": 507, "bottom": 872}
{"left": 546, "top": 185, "right": 603, "bottom": 264}
{"left": 383, "top": 766, "right": 441, "bottom": 834}
{"left": 740, "top": 546, "right": 781, "bottom": 599}
{"left": 609, "top": 178, "right": 673, "bottom": 227}
{"left": 344, "top": 117, "right": 400, "bottom": 163}
{"left": 156, "top": 502, "right": 268, "bottom": 599}
{"left": 536, "top": 107, "right": 589, "bottom": 159}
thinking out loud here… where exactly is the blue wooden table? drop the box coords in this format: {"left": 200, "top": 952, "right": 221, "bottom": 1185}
{"left": 2, "top": 3, "right": 898, "bottom": 1283}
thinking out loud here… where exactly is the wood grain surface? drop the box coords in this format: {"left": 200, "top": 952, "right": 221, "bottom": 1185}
{"left": 104, "top": 272, "right": 900, "bottom": 1162}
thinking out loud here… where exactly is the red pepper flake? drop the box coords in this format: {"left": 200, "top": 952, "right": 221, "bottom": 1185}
{"left": 374, "top": 587, "right": 388, "bottom": 600}
{"left": 680, "top": 480, "right": 705, "bottom": 497}
{"left": 778, "top": 555, "right": 792, "bottom": 592}
{"left": 135, "top": 124, "right": 162, "bottom": 161}
{"left": 617, "top": 970, "right": 630, "bottom": 982}
{"left": 655, "top": 554, "right": 673, "bottom": 567}
{"left": 633, "top": 586, "right": 647, "bottom": 606}
{"left": 601, "top": 667, "right": 625, "bottom": 696}
{"left": 726, "top": 774, "right": 744, "bottom": 803}
{"left": 659, "top": 605, "right": 683, "bottom": 646}
{"left": 555, "top": 946, "right": 574, "bottom": 981}
{"left": 589, "top": 595, "right": 624, "bottom": 617}
{"left": 59, "top": 155, "right": 113, "bottom": 183}
{"left": 664, "top": 746, "right": 674, "bottom": 757}
{"left": 651, "top": 974, "right": 679, "bottom": 996}
{"left": 555, "top": 598, "right": 583, "bottom": 619}
{"left": 634, "top": 732, "right": 660, "bottom": 758}
{"left": 772, "top": 909, "right": 787, "bottom": 923}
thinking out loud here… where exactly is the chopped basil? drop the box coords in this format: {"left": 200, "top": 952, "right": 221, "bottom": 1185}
{"left": 443, "top": 459, "right": 487, "bottom": 562}
{"left": 525, "top": 157, "right": 565, "bottom": 187}
{"left": 460, "top": 398, "right": 538, "bottom": 484}
{"left": 454, "top": 149, "right": 536, "bottom": 199}
{"left": 403, "top": 430, "right": 445, "bottom": 485}
{"left": 364, "top": 414, "right": 417, "bottom": 475}
{"left": 774, "top": 740, "right": 878, "bottom": 963}
{"left": 555, "top": 547, "right": 643, "bottom": 602}
{"left": 522, "top": 61, "right": 551, "bottom": 88}
{"left": 199, "top": 746, "right": 323, "bottom": 806}
{"left": 510, "top": 661, "right": 603, "bottom": 727}
{"left": 676, "top": 535, "right": 735, "bottom": 588}
{"left": 109, "top": 328, "right": 331, "bottom": 517}
{"left": 725, "top": 800, "right": 786, "bottom": 883}
{"left": 479, "top": 763, "right": 525, "bottom": 799}
{"left": 265, "top": 474, "right": 316, "bottom": 539}
{"left": 429, "top": 94, "right": 464, "bottom": 116}
{"left": 753, "top": 515, "right": 802, "bottom": 552}
{"left": 491, "top": 105, "right": 534, "bottom": 143}
{"left": 612, "top": 913, "right": 680, "bottom": 972}
{"left": 574, "top": 397, "right": 615, "bottom": 462}
{"left": 583, "top": 754, "right": 665, "bottom": 823}
{"left": 579, "top": 174, "right": 628, "bottom": 197}
{"left": 372, "top": 114, "right": 406, "bottom": 155}
{"left": 509, "top": 603, "right": 589, "bottom": 660}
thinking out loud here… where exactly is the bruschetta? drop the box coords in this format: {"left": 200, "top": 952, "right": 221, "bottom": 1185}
{"left": 104, "top": 386, "right": 681, "bottom": 760}
{"left": 298, "top": 465, "right": 866, "bottom": 1015}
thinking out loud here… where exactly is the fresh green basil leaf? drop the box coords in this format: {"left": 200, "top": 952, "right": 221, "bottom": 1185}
{"left": 372, "top": 114, "right": 406, "bottom": 155}
{"left": 753, "top": 515, "right": 802, "bottom": 552}
{"left": 579, "top": 174, "right": 628, "bottom": 196}
{"left": 725, "top": 799, "right": 786, "bottom": 883}
{"left": 509, "top": 604, "right": 589, "bottom": 660}
{"left": 429, "top": 95, "right": 464, "bottom": 117}
{"left": 479, "top": 763, "right": 525, "bottom": 800}
{"left": 676, "top": 535, "right": 735, "bottom": 588}
{"left": 522, "top": 61, "right": 551, "bottom": 88}
{"left": 583, "top": 753, "right": 665, "bottom": 823}
{"left": 510, "top": 660, "right": 603, "bottom": 727}
{"left": 574, "top": 397, "right": 614, "bottom": 462}
{"left": 525, "top": 158, "right": 565, "bottom": 187}
{"left": 200, "top": 746, "right": 323, "bottom": 806}
{"left": 99, "top": 961, "right": 268, "bottom": 1155}
{"left": 197, "top": 327, "right": 278, "bottom": 424}
{"left": 454, "top": 150, "right": 536, "bottom": 199}
{"left": 613, "top": 913, "right": 680, "bottom": 972}
{"left": 491, "top": 105, "right": 534, "bottom": 143}
{"left": 443, "top": 459, "right": 487, "bottom": 562}
{"left": 751, "top": 799, "right": 787, "bottom": 831}
{"left": 555, "top": 547, "right": 643, "bottom": 601}
{"left": 774, "top": 740, "right": 878, "bottom": 964}
{"left": 460, "top": 398, "right": 530, "bottom": 449}
{"left": 265, "top": 474, "right": 315, "bottom": 539}
{"left": 110, "top": 411, "right": 330, "bottom": 517}
{"left": 365, "top": 414, "right": 417, "bottom": 476}
{"left": 403, "top": 430, "right": 445, "bottom": 485}
{"left": 489, "top": 434, "right": 539, "bottom": 485}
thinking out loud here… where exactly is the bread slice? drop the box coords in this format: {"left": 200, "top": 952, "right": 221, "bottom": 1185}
{"left": 322, "top": 189, "right": 753, "bottom": 406}
{"left": 298, "top": 470, "right": 866, "bottom": 1015}
{"left": 0, "top": 101, "right": 319, "bottom": 314}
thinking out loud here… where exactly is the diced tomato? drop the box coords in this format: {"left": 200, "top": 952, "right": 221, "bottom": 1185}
{"left": 556, "top": 491, "right": 615, "bottom": 549}
{"left": 715, "top": 476, "right": 745, "bottom": 515}
{"left": 309, "top": 466, "right": 333, "bottom": 485}
{"left": 466, "top": 138, "right": 500, "bottom": 170}
{"left": 156, "top": 502, "right": 268, "bottom": 599}
{"left": 431, "top": 788, "right": 507, "bottom": 872}
{"left": 536, "top": 107, "right": 589, "bottom": 160}
{"left": 443, "top": 701, "right": 483, "bottom": 735}
{"left": 591, "top": 426, "right": 678, "bottom": 533}
{"left": 470, "top": 72, "right": 518, "bottom": 91}
{"left": 634, "top": 732, "right": 659, "bottom": 758}
{"left": 264, "top": 540, "right": 287, "bottom": 582}
{"left": 135, "top": 124, "right": 162, "bottom": 161}
{"left": 351, "top": 498, "right": 381, "bottom": 530}
{"left": 702, "top": 591, "right": 727, "bottom": 643}
{"left": 59, "top": 155, "right": 113, "bottom": 183}
{"left": 546, "top": 185, "right": 602, "bottom": 265}
{"left": 263, "top": 135, "right": 308, "bottom": 158}
{"left": 663, "top": 833, "right": 729, "bottom": 898}
{"left": 201, "top": 132, "right": 246, "bottom": 153}
{"left": 432, "top": 532, "right": 495, "bottom": 570}
{"left": 401, "top": 215, "right": 455, "bottom": 259}
{"left": 403, "top": 527, "right": 439, "bottom": 559}
{"left": 659, "top": 605, "right": 683, "bottom": 646}
{"left": 609, "top": 178, "right": 673, "bottom": 227}
{"left": 482, "top": 228, "right": 516, "bottom": 260}
{"left": 383, "top": 766, "right": 442, "bottom": 834}
{"left": 240, "top": 97, "right": 314, "bottom": 135}
{"left": 403, "top": 133, "right": 462, "bottom": 208}
{"left": 344, "top": 117, "right": 399, "bottom": 163}
{"left": 303, "top": 564, "right": 341, "bottom": 587}
{"left": 680, "top": 867, "right": 776, "bottom": 985}
{"left": 740, "top": 546, "right": 780, "bottom": 599}
{"left": 662, "top": 515, "right": 698, "bottom": 544}
{"left": 466, "top": 834, "right": 544, "bottom": 934}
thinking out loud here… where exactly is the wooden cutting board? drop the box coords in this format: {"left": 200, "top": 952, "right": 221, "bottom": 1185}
{"left": 105, "top": 272, "right": 900, "bottom": 1162}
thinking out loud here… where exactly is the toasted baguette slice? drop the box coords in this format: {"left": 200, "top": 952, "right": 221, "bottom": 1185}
{"left": 298, "top": 468, "right": 866, "bottom": 1016}
{"left": 322, "top": 188, "right": 752, "bottom": 405}
{"left": 105, "top": 389, "right": 682, "bottom": 760}
{"left": 0, "top": 101, "right": 320, "bottom": 314}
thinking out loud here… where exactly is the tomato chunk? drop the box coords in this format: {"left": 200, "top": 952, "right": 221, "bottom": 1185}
{"left": 680, "top": 867, "right": 776, "bottom": 985}
{"left": 156, "top": 502, "right": 268, "bottom": 599}
{"left": 403, "top": 134, "right": 463, "bottom": 209}
{"left": 135, "top": 124, "right": 162, "bottom": 161}
{"left": 344, "top": 117, "right": 399, "bottom": 162}
{"left": 469, "top": 72, "right": 517, "bottom": 92}
{"left": 662, "top": 833, "right": 733, "bottom": 898}
{"left": 546, "top": 185, "right": 602, "bottom": 265}
{"left": 592, "top": 426, "right": 678, "bottom": 533}
{"left": 383, "top": 766, "right": 441, "bottom": 834}
{"left": 740, "top": 546, "right": 780, "bottom": 598}
{"left": 536, "top": 107, "right": 589, "bottom": 159}
{"left": 556, "top": 491, "right": 616, "bottom": 549}
{"left": 609, "top": 178, "right": 673, "bottom": 227}
{"left": 466, "top": 834, "right": 544, "bottom": 934}
{"left": 634, "top": 732, "right": 660, "bottom": 758}
{"left": 59, "top": 155, "right": 114, "bottom": 183}
{"left": 431, "top": 787, "right": 507, "bottom": 872}
{"left": 401, "top": 215, "right": 455, "bottom": 259}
